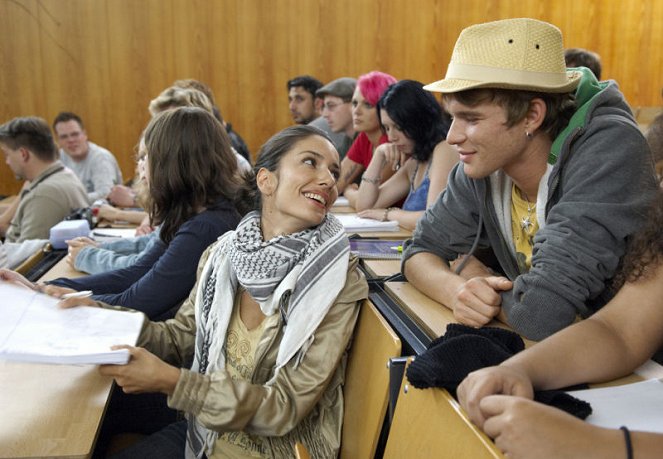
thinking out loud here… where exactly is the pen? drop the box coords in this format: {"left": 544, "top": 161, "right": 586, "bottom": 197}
{"left": 61, "top": 290, "right": 93, "bottom": 299}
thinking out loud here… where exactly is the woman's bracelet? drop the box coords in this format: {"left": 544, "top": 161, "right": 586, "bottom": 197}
{"left": 382, "top": 207, "right": 396, "bottom": 222}
{"left": 361, "top": 176, "right": 380, "bottom": 185}
{"left": 620, "top": 426, "right": 633, "bottom": 459}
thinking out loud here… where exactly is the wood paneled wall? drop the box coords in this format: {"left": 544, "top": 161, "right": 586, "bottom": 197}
{"left": 1, "top": 0, "right": 662, "bottom": 196}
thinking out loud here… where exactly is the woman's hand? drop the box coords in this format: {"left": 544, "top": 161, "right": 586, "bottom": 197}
{"left": 358, "top": 208, "right": 389, "bottom": 222}
{"left": 107, "top": 185, "right": 136, "bottom": 208}
{"left": 0, "top": 268, "right": 35, "bottom": 290}
{"left": 57, "top": 295, "right": 98, "bottom": 308}
{"left": 96, "top": 204, "right": 121, "bottom": 222}
{"left": 479, "top": 395, "right": 619, "bottom": 459}
{"left": 134, "top": 214, "right": 154, "bottom": 236}
{"left": 99, "top": 345, "right": 181, "bottom": 395}
{"left": 457, "top": 365, "right": 533, "bottom": 428}
{"left": 66, "top": 237, "right": 99, "bottom": 268}
{"left": 380, "top": 143, "right": 408, "bottom": 171}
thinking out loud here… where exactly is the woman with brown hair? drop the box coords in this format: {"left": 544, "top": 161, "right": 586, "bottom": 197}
{"left": 47, "top": 107, "right": 242, "bottom": 320}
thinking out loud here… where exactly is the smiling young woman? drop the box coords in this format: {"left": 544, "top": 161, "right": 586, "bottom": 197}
{"left": 43, "top": 125, "right": 369, "bottom": 458}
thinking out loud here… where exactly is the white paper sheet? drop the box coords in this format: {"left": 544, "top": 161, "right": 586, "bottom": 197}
{"left": 567, "top": 379, "right": 663, "bottom": 433}
{"left": 0, "top": 282, "right": 143, "bottom": 365}
{"left": 334, "top": 214, "right": 399, "bottom": 232}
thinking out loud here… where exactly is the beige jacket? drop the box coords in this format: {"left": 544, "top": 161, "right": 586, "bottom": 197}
{"left": 136, "top": 248, "right": 368, "bottom": 458}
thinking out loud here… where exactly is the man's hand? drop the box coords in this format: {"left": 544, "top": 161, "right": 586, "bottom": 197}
{"left": 451, "top": 276, "right": 513, "bottom": 327}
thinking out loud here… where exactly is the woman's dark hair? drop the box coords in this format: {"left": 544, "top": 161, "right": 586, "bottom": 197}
{"left": 144, "top": 107, "right": 240, "bottom": 244}
{"left": 613, "top": 191, "right": 663, "bottom": 287}
{"left": 235, "top": 125, "right": 333, "bottom": 214}
{"left": 377, "top": 80, "right": 450, "bottom": 162}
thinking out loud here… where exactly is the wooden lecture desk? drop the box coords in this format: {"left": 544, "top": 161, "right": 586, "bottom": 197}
{"left": 362, "top": 258, "right": 401, "bottom": 278}
{"left": 0, "top": 259, "right": 113, "bottom": 459}
{"left": 377, "top": 274, "right": 663, "bottom": 458}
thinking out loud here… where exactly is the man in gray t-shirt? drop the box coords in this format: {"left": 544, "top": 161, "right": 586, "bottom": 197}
{"left": 53, "top": 111, "right": 123, "bottom": 204}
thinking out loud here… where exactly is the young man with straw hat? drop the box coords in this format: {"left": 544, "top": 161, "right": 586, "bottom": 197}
{"left": 401, "top": 18, "right": 657, "bottom": 341}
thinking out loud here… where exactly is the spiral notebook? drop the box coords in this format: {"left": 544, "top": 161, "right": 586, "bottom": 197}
{"left": 350, "top": 239, "right": 403, "bottom": 259}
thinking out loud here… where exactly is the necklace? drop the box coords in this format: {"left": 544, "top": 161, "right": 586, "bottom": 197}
{"left": 519, "top": 189, "right": 536, "bottom": 232}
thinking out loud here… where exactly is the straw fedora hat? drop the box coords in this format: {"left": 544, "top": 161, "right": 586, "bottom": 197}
{"left": 424, "top": 18, "right": 582, "bottom": 94}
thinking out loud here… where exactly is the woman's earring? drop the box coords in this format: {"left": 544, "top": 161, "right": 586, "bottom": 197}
{"left": 525, "top": 131, "right": 533, "bottom": 139}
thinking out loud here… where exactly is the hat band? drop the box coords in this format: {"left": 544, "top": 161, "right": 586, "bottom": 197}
{"left": 446, "top": 62, "right": 571, "bottom": 87}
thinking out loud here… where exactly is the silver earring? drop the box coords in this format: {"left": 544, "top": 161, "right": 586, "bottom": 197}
{"left": 525, "top": 131, "right": 533, "bottom": 138}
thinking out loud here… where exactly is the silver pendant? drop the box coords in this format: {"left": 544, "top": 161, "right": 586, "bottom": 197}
{"left": 521, "top": 216, "right": 533, "bottom": 231}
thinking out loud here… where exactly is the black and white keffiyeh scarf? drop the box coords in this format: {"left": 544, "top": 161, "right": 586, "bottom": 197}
{"left": 186, "top": 211, "right": 349, "bottom": 458}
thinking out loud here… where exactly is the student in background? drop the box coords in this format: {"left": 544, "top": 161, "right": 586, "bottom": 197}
{"left": 148, "top": 85, "right": 251, "bottom": 173}
{"left": 0, "top": 117, "right": 88, "bottom": 241}
{"left": 287, "top": 74, "right": 348, "bottom": 156}
{"left": 53, "top": 111, "right": 123, "bottom": 204}
{"left": 47, "top": 107, "right": 242, "bottom": 320}
{"left": 66, "top": 149, "right": 156, "bottom": 275}
{"left": 355, "top": 80, "right": 458, "bottom": 230}
{"left": 401, "top": 18, "right": 656, "bottom": 341}
{"left": 287, "top": 75, "right": 323, "bottom": 124}
{"left": 55, "top": 125, "right": 368, "bottom": 458}
{"left": 564, "top": 47, "right": 602, "bottom": 80}
{"left": 338, "top": 71, "right": 398, "bottom": 202}
{"left": 457, "top": 191, "right": 663, "bottom": 459}
{"left": 317, "top": 77, "right": 358, "bottom": 159}
{"left": 173, "top": 78, "right": 252, "bottom": 164}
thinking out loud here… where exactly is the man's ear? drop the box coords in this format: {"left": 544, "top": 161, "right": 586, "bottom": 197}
{"left": 256, "top": 167, "right": 276, "bottom": 196}
{"left": 314, "top": 97, "right": 324, "bottom": 115}
{"left": 526, "top": 98, "right": 547, "bottom": 132}
{"left": 19, "top": 147, "right": 31, "bottom": 162}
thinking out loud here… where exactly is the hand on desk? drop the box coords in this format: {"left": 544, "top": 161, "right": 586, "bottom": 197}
{"left": 66, "top": 237, "right": 100, "bottom": 268}
{"left": 457, "top": 365, "right": 533, "bottom": 428}
{"left": 451, "top": 276, "right": 512, "bottom": 328}
{"left": 107, "top": 184, "right": 136, "bottom": 208}
{"left": 473, "top": 395, "right": 614, "bottom": 459}
{"left": 0, "top": 268, "right": 78, "bottom": 298}
{"left": 99, "top": 345, "right": 181, "bottom": 396}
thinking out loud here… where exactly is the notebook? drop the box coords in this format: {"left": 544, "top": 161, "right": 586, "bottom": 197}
{"left": 0, "top": 282, "right": 144, "bottom": 365}
{"left": 350, "top": 239, "right": 403, "bottom": 259}
{"left": 334, "top": 214, "right": 400, "bottom": 232}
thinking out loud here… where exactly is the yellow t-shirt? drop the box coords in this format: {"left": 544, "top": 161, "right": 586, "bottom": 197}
{"left": 212, "top": 292, "right": 270, "bottom": 459}
{"left": 511, "top": 184, "right": 539, "bottom": 272}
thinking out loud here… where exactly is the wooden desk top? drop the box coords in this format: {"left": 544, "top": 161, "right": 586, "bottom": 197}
{"left": 39, "top": 257, "right": 86, "bottom": 282}
{"left": 0, "top": 257, "right": 110, "bottom": 458}
{"left": 362, "top": 259, "right": 401, "bottom": 278}
{"left": 385, "top": 281, "right": 535, "bottom": 347}
{"left": 0, "top": 361, "right": 113, "bottom": 458}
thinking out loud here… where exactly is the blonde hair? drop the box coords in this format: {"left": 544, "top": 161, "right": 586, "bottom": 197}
{"left": 148, "top": 86, "right": 214, "bottom": 116}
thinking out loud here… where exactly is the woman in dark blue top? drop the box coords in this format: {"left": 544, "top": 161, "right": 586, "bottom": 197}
{"left": 355, "top": 80, "right": 458, "bottom": 230}
{"left": 50, "top": 107, "right": 242, "bottom": 319}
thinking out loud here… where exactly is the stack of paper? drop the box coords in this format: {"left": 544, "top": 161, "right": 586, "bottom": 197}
{"left": 332, "top": 196, "right": 350, "bottom": 207}
{"left": 0, "top": 282, "right": 144, "bottom": 365}
{"left": 334, "top": 214, "right": 400, "bottom": 233}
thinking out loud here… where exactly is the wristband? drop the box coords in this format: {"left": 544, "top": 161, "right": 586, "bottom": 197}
{"left": 620, "top": 426, "right": 633, "bottom": 459}
{"left": 361, "top": 176, "right": 380, "bottom": 185}
{"left": 382, "top": 207, "right": 396, "bottom": 222}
